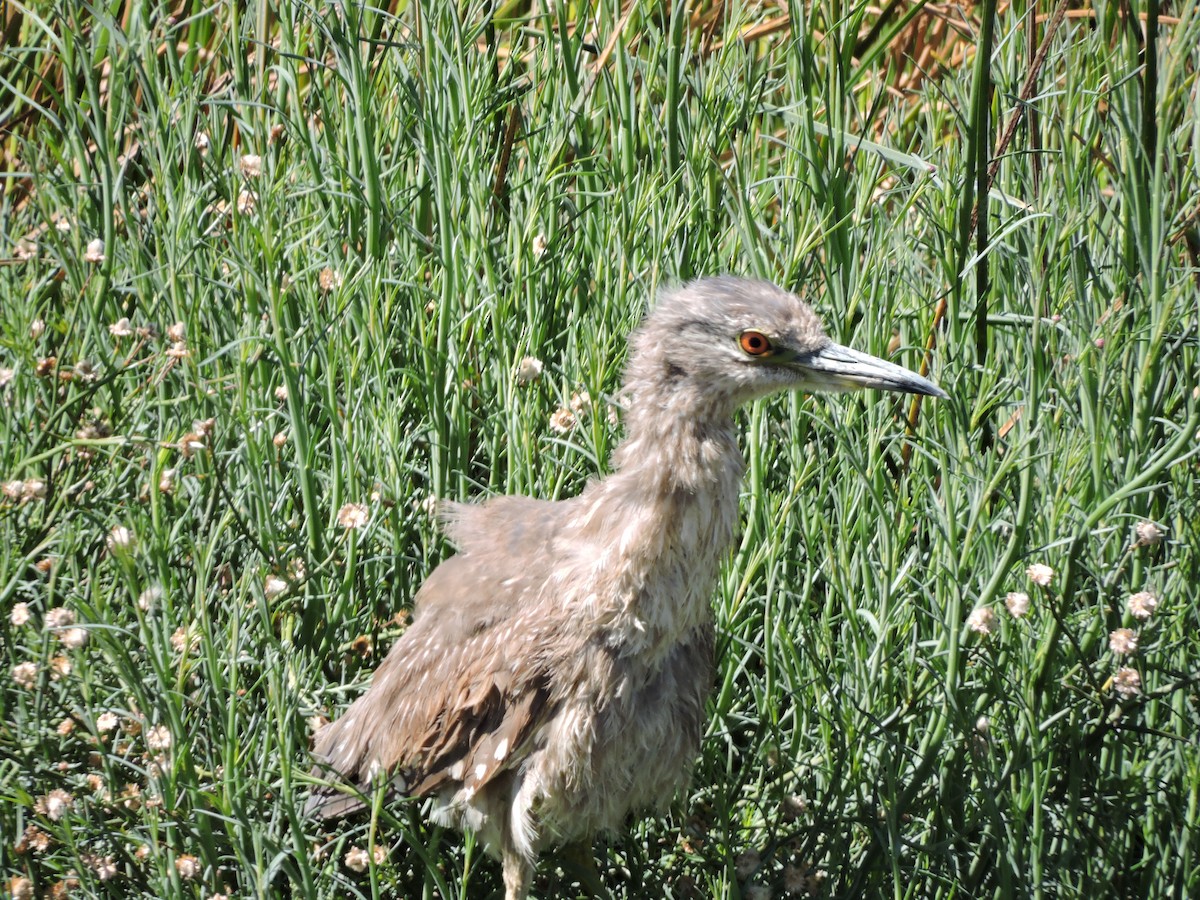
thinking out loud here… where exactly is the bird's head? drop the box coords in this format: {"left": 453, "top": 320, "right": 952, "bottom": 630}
{"left": 627, "top": 276, "right": 946, "bottom": 412}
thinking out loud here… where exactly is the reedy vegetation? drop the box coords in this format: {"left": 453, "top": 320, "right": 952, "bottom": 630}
{"left": 1, "top": 0, "right": 1198, "bottom": 897}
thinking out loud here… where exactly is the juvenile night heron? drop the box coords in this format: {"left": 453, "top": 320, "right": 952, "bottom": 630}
{"left": 307, "top": 276, "right": 946, "bottom": 898}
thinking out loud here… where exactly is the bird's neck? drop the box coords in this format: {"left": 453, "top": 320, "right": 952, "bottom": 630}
{"left": 611, "top": 380, "right": 744, "bottom": 492}
{"left": 564, "top": 399, "right": 746, "bottom": 661}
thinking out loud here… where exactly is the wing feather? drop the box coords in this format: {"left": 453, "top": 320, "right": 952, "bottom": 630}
{"left": 306, "top": 499, "right": 562, "bottom": 819}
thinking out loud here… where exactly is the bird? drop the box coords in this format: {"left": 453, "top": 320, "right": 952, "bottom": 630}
{"left": 306, "top": 275, "right": 946, "bottom": 899}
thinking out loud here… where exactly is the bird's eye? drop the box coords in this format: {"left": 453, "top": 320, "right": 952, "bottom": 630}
{"left": 738, "top": 331, "right": 773, "bottom": 357}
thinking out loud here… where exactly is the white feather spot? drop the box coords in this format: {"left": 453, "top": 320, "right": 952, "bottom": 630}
{"left": 474, "top": 762, "right": 487, "bottom": 782}
{"left": 494, "top": 738, "right": 509, "bottom": 761}
{"left": 450, "top": 761, "right": 465, "bottom": 780}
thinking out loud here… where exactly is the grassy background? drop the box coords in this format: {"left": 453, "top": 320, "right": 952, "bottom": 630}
{"left": 2, "top": 0, "right": 1199, "bottom": 897}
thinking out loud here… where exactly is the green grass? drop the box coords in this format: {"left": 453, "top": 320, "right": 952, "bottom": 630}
{"left": 2, "top": 0, "right": 1199, "bottom": 897}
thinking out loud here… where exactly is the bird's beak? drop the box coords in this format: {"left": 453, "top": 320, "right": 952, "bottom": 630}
{"left": 784, "top": 342, "right": 948, "bottom": 398}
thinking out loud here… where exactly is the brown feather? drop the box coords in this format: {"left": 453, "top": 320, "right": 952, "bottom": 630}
{"left": 306, "top": 502, "right": 561, "bottom": 818}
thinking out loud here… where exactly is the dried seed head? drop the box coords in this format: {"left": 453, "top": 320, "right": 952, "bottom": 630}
{"left": 1108, "top": 628, "right": 1138, "bottom": 656}
{"left": 516, "top": 356, "right": 544, "bottom": 385}
{"left": 84, "top": 238, "right": 106, "bottom": 264}
{"left": 966, "top": 606, "right": 996, "bottom": 636}
{"left": 1127, "top": 590, "right": 1159, "bottom": 621}
{"left": 76, "top": 419, "right": 112, "bottom": 441}
{"left": 1113, "top": 666, "right": 1141, "bottom": 698}
{"left": 15, "top": 823, "right": 52, "bottom": 854}
{"left": 107, "top": 525, "right": 135, "bottom": 553}
{"left": 45, "top": 607, "right": 76, "bottom": 629}
{"left": 122, "top": 784, "right": 144, "bottom": 811}
{"left": 239, "top": 154, "right": 263, "bottom": 178}
{"left": 734, "top": 850, "right": 761, "bottom": 879}
{"left": 570, "top": 389, "right": 592, "bottom": 414}
{"left": 1004, "top": 591, "right": 1030, "bottom": 618}
{"left": 146, "top": 724, "right": 173, "bottom": 750}
{"left": 178, "top": 429, "right": 207, "bottom": 456}
{"left": 1026, "top": 563, "right": 1054, "bottom": 587}
{"left": 174, "top": 854, "right": 201, "bottom": 880}
{"left": 549, "top": 407, "right": 575, "bottom": 433}
{"left": 138, "top": 585, "right": 163, "bottom": 611}
{"left": 1134, "top": 520, "right": 1163, "bottom": 546}
{"left": 318, "top": 267, "right": 342, "bottom": 293}
{"left": 12, "top": 661, "right": 38, "bottom": 689}
{"left": 781, "top": 864, "right": 826, "bottom": 896}
{"left": 344, "top": 846, "right": 370, "bottom": 873}
{"left": 88, "top": 854, "right": 117, "bottom": 882}
{"left": 36, "top": 788, "right": 74, "bottom": 821}
{"left": 170, "top": 625, "right": 200, "bottom": 656}
{"left": 237, "top": 190, "right": 258, "bottom": 215}
{"left": 337, "top": 502, "right": 370, "bottom": 529}
{"left": 781, "top": 793, "right": 807, "bottom": 820}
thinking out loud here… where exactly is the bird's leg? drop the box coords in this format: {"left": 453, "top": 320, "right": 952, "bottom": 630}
{"left": 502, "top": 849, "right": 533, "bottom": 900}
{"left": 560, "top": 841, "right": 609, "bottom": 899}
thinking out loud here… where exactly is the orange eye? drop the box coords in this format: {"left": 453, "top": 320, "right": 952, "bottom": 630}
{"left": 738, "top": 331, "right": 773, "bottom": 357}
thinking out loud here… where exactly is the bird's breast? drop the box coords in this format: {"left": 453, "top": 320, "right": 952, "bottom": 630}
{"left": 527, "top": 623, "right": 716, "bottom": 843}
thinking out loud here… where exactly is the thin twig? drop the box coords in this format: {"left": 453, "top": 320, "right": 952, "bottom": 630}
{"left": 972, "top": 0, "right": 1070, "bottom": 234}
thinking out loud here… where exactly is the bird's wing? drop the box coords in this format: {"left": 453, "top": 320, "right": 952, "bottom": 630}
{"left": 305, "top": 552, "right": 554, "bottom": 819}
{"left": 438, "top": 494, "right": 560, "bottom": 560}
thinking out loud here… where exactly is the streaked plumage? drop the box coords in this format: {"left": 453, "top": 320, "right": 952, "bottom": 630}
{"left": 307, "top": 276, "right": 946, "bottom": 898}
